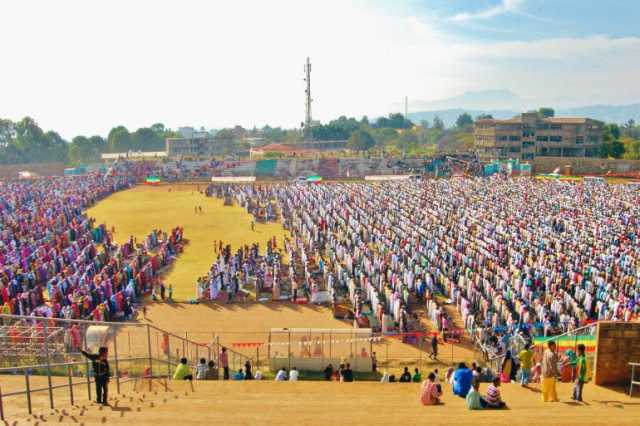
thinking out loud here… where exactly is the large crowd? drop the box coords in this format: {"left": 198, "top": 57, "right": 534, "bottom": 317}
{"left": 222, "top": 177, "right": 639, "bottom": 349}
{"left": 0, "top": 163, "right": 185, "bottom": 321}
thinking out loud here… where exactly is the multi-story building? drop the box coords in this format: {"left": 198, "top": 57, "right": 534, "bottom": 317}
{"left": 475, "top": 112, "right": 604, "bottom": 160}
{"left": 166, "top": 132, "right": 224, "bottom": 158}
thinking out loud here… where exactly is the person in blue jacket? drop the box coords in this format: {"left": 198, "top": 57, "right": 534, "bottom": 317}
{"left": 452, "top": 362, "right": 473, "bottom": 397}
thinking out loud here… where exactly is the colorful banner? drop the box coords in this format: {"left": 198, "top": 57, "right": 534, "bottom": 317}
{"left": 533, "top": 335, "right": 596, "bottom": 352}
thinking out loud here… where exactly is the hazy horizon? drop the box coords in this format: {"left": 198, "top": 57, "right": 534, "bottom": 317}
{"left": 1, "top": 0, "right": 639, "bottom": 138}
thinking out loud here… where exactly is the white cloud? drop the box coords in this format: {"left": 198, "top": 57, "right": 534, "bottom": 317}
{"left": 450, "top": 0, "right": 523, "bottom": 22}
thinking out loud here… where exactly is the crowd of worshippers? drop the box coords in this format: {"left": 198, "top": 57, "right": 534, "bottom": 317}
{"left": 195, "top": 237, "right": 287, "bottom": 303}
{"left": 0, "top": 164, "right": 185, "bottom": 321}
{"left": 217, "top": 178, "right": 638, "bottom": 344}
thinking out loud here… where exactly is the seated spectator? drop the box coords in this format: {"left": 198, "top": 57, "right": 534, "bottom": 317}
{"left": 289, "top": 367, "right": 300, "bottom": 381}
{"left": 244, "top": 360, "right": 254, "bottom": 380}
{"left": 324, "top": 364, "right": 334, "bottom": 381}
{"left": 275, "top": 367, "right": 287, "bottom": 381}
{"left": 412, "top": 368, "right": 422, "bottom": 383}
{"left": 204, "top": 361, "right": 218, "bottom": 380}
{"left": 484, "top": 378, "right": 506, "bottom": 409}
{"left": 196, "top": 358, "right": 207, "bottom": 380}
{"left": 233, "top": 369, "right": 244, "bottom": 380}
{"left": 399, "top": 367, "right": 412, "bottom": 383}
{"left": 472, "top": 366, "right": 481, "bottom": 379}
{"left": 173, "top": 358, "right": 193, "bottom": 381}
{"left": 389, "top": 374, "right": 397, "bottom": 383}
{"left": 420, "top": 373, "right": 442, "bottom": 406}
{"left": 254, "top": 369, "right": 263, "bottom": 380}
{"left": 445, "top": 367, "right": 455, "bottom": 384}
{"left": 466, "top": 379, "right": 484, "bottom": 410}
{"left": 453, "top": 363, "right": 473, "bottom": 397}
{"left": 343, "top": 364, "right": 354, "bottom": 382}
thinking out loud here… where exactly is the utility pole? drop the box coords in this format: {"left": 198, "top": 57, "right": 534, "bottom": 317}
{"left": 404, "top": 96, "right": 408, "bottom": 128}
{"left": 303, "top": 57, "right": 313, "bottom": 139}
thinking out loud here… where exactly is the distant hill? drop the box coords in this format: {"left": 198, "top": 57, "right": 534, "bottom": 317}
{"left": 408, "top": 90, "right": 522, "bottom": 111}
{"left": 405, "top": 90, "right": 640, "bottom": 126}
{"left": 556, "top": 104, "right": 640, "bottom": 124}
{"left": 408, "top": 105, "right": 640, "bottom": 127}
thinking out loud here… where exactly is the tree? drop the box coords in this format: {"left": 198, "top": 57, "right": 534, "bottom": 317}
{"left": 107, "top": 126, "right": 131, "bottom": 153}
{"left": 69, "top": 136, "right": 94, "bottom": 163}
{"left": 395, "top": 130, "right": 418, "bottom": 153}
{"left": 622, "top": 137, "right": 640, "bottom": 160}
{"left": 131, "top": 127, "right": 164, "bottom": 151}
{"left": 215, "top": 129, "right": 236, "bottom": 154}
{"left": 347, "top": 129, "right": 375, "bottom": 152}
{"left": 601, "top": 123, "right": 624, "bottom": 158}
{"left": 376, "top": 113, "right": 412, "bottom": 129}
{"left": 608, "top": 140, "right": 625, "bottom": 158}
{"left": 89, "top": 135, "right": 107, "bottom": 153}
{"left": 476, "top": 113, "right": 493, "bottom": 120}
{"left": 433, "top": 116, "right": 444, "bottom": 130}
{"left": 370, "top": 127, "right": 398, "bottom": 148}
{"left": 455, "top": 113, "right": 473, "bottom": 128}
{"left": 419, "top": 120, "right": 429, "bottom": 129}
{"left": 538, "top": 108, "right": 555, "bottom": 118}
{"left": 150, "top": 123, "right": 166, "bottom": 134}
{"left": 0, "top": 119, "right": 15, "bottom": 148}
{"left": 44, "top": 131, "right": 68, "bottom": 162}
{"left": 604, "top": 123, "right": 621, "bottom": 141}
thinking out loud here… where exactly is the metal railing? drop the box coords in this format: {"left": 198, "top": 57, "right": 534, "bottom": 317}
{"left": 0, "top": 314, "right": 253, "bottom": 420}
{"left": 483, "top": 322, "right": 599, "bottom": 376}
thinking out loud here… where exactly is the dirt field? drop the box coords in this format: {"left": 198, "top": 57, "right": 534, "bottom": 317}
{"left": 139, "top": 302, "right": 479, "bottom": 370}
{"left": 85, "top": 185, "right": 478, "bottom": 369}
{"left": 3, "top": 377, "right": 638, "bottom": 425}
{"left": 87, "top": 184, "right": 289, "bottom": 301}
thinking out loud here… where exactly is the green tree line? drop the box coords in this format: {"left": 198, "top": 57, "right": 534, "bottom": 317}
{"left": 0, "top": 118, "right": 179, "bottom": 165}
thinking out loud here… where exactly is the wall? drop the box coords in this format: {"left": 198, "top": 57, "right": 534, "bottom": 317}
{"left": 594, "top": 322, "right": 640, "bottom": 386}
{"left": 0, "top": 162, "right": 67, "bottom": 180}
{"left": 532, "top": 157, "right": 640, "bottom": 175}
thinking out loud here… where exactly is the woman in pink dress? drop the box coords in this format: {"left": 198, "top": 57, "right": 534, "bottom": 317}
{"left": 420, "top": 373, "right": 442, "bottom": 405}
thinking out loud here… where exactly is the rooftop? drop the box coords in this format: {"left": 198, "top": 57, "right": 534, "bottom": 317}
{"left": 476, "top": 114, "right": 601, "bottom": 125}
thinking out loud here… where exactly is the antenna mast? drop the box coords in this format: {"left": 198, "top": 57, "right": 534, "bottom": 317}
{"left": 304, "top": 57, "right": 312, "bottom": 139}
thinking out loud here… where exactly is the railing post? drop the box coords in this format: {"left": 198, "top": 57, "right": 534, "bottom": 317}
{"left": 0, "top": 384, "right": 5, "bottom": 421}
{"left": 288, "top": 331, "right": 292, "bottom": 371}
{"left": 113, "top": 326, "right": 121, "bottom": 394}
{"left": 147, "top": 325, "right": 153, "bottom": 378}
{"left": 68, "top": 366, "right": 75, "bottom": 406}
{"left": 44, "top": 324, "right": 54, "bottom": 409}
{"left": 86, "top": 358, "right": 92, "bottom": 401}
{"left": 25, "top": 371, "right": 32, "bottom": 415}
{"left": 167, "top": 335, "right": 171, "bottom": 378}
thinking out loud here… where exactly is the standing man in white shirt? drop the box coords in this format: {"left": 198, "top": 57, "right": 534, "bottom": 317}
{"left": 289, "top": 367, "right": 300, "bottom": 381}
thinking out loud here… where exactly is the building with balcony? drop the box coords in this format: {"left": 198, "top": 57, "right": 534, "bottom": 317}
{"left": 166, "top": 132, "right": 224, "bottom": 158}
{"left": 475, "top": 112, "right": 604, "bottom": 160}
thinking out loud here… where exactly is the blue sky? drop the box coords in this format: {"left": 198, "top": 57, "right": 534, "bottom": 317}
{"left": 394, "top": 0, "right": 640, "bottom": 40}
{"left": 0, "top": 0, "right": 638, "bottom": 137}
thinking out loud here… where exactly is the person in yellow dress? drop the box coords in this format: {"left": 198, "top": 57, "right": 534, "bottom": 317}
{"left": 518, "top": 343, "right": 534, "bottom": 386}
